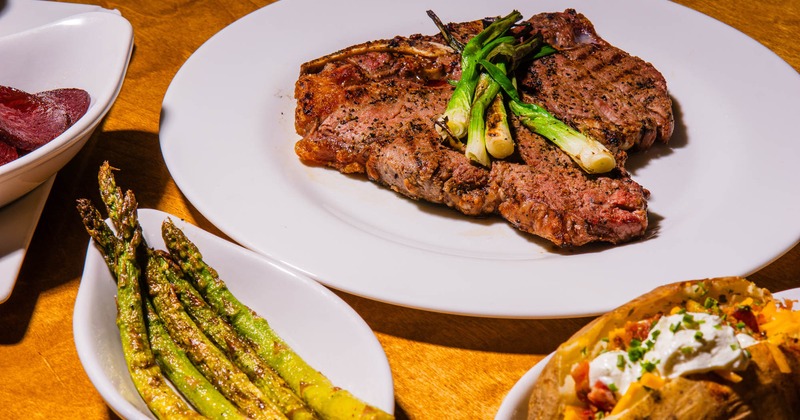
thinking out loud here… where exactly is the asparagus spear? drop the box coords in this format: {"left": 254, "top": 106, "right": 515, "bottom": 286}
{"left": 76, "top": 200, "right": 202, "bottom": 420}
{"left": 146, "top": 299, "right": 250, "bottom": 420}
{"left": 146, "top": 251, "right": 287, "bottom": 420}
{"left": 98, "top": 162, "right": 140, "bottom": 244}
{"left": 78, "top": 198, "right": 247, "bottom": 420}
{"left": 159, "top": 249, "right": 317, "bottom": 420}
{"left": 161, "top": 220, "right": 393, "bottom": 420}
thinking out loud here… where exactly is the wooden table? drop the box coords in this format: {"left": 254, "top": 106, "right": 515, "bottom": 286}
{"left": 2, "top": 0, "right": 799, "bottom": 418}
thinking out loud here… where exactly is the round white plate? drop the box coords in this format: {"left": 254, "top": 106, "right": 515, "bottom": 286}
{"left": 73, "top": 209, "right": 394, "bottom": 419}
{"left": 160, "top": 0, "right": 800, "bottom": 318}
{"left": 494, "top": 288, "right": 800, "bottom": 419}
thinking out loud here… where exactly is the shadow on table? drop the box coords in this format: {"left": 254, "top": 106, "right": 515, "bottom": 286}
{"left": 0, "top": 129, "right": 174, "bottom": 343}
{"left": 335, "top": 291, "right": 592, "bottom": 355}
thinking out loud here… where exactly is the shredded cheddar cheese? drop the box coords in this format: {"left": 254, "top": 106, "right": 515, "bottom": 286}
{"left": 766, "top": 342, "right": 792, "bottom": 373}
{"left": 685, "top": 299, "right": 705, "bottom": 313}
{"left": 563, "top": 405, "right": 585, "bottom": 420}
{"left": 759, "top": 299, "right": 800, "bottom": 345}
{"left": 638, "top": 372, "right": 665, "bottom": 389}
{"left": 714, "top": 369, "right": 744, "bottom": 383}
{"left": 610, "top": 382, "right": 648, "bottom": 415}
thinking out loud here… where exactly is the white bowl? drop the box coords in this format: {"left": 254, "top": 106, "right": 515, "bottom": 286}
{"left": 0, "top": 2, "right": 133, "bottom": 207}
{"left": 74, "top": 209, "right": 395, "bottom": 419}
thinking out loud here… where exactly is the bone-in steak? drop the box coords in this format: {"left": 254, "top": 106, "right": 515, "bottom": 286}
{"left": 294, "top": 9, "right": 673, "bottom": 247}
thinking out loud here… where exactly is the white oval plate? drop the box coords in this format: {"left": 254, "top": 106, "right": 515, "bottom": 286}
{"left": 0, "top": 0, "right": 133, "bottom": 206}
{"left": 73, "top": 208, "right": 394, "bottom": 419}
{"left": 160, "top": 0, "right": 800, "bottom": 318}
{"left": 0, "top": 176, "right": 52, "bottom": 303}
{"left": 0, "top": 0, "right": 132, "bottom": 302}
{"left": 494, "top": 288, "right": 800, "bottom": 419}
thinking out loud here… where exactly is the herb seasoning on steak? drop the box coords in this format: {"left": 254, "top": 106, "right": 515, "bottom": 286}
{"left": 294, "top": 9, "right": 673, "bottom": 247}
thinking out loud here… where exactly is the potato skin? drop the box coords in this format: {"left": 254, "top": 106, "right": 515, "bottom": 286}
{"left": 527, "top": 277, "right": 800, "bottom": 419}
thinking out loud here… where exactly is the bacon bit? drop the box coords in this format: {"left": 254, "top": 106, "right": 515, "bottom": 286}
{"left": 608, "top": 315, "right": 661, "bottom": 350}
{"left": 780, "top": 298, "right": 796, "bottom": 311}
{"left": 625, "top": 318, "right": 655, "bottom": 343}
{"left": 571, "top": 360, "right": 591, "bottom": 403}
{"left": 587, "top": 381, "right": 618, "bottom": 413}
{"left": 732, "top": 306, "right": 760, "bottom": 333}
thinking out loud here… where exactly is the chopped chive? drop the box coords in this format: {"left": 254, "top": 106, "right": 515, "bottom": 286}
{"left": 641, "top": 360, "right": 658, "bottom": 372}
{"left": 703, "top": 297, "right": 718, "bottom": 309}
{"left": 628, "top": 347, "right": 645, "bottom": 363}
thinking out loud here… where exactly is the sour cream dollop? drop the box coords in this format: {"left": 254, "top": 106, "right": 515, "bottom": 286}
{"left": 589, "top": 312, "right": 753, "bottom": 395}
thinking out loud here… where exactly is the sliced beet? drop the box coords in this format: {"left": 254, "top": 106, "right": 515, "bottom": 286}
{"left": 0, "top": 85, "right": 70, "bottom": 151}
{"left": 36, "top": 88, "right": 90, "bottom": 125}
{"left": 0, "top": 140, "right": 19, "bottom": 165}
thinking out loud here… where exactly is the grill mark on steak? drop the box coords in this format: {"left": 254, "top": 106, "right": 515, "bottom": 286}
{"left": 294, "top": 9, "right": 672, "bottom": 247}
{"left": 521, "top": 44, "right": 673, "bottom": 151}
{"left": 519, "top": 9, "right": 674, "bottom": 151}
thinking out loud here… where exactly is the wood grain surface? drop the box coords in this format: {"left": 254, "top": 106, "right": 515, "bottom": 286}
{"left": 1, "top": 0, "right": 798, "bottom": 418}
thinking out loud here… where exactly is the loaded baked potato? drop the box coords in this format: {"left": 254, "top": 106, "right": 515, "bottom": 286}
{"left": 528, "top": 277, "right": 800, "bottom": 419}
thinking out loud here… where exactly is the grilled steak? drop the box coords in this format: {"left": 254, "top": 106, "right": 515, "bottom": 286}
{"left": 294, "top": 9, "right": 673, "bottom": 247}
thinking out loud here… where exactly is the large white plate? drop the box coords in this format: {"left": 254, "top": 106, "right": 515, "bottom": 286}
{"left": 494, "top": 288, "right": 800, "bottom": 419}
{"left": 160, "top": 0, "right": 800, "bottom": 318}
{"left": 73, "top": 209, "right": 394, "bottom": 419}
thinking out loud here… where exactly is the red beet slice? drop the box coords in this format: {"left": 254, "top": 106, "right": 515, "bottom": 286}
{"left": 36, "top": 88, "right": 90, "bottom": 125}
{"left": 0, "top": 140, "right": 18, "bottom": 165}
{"left": 0, "top": 85, "right": 70, "bottom": 151}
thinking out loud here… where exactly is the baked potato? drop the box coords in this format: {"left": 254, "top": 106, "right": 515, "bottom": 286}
{"left": 528, "top": 276, "right": 800, "bottom": 419}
